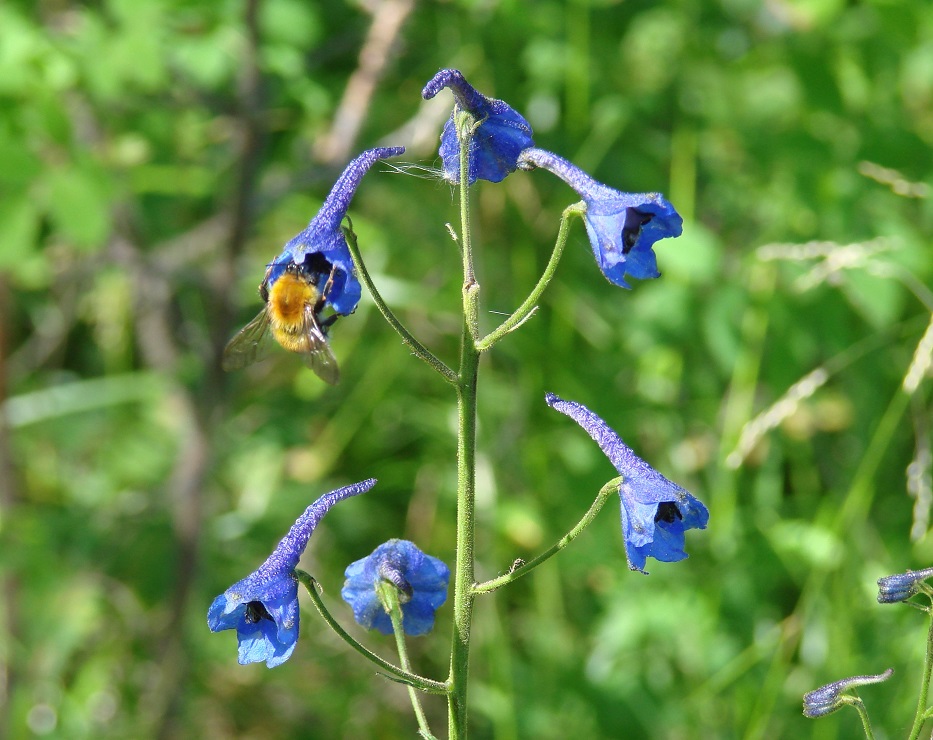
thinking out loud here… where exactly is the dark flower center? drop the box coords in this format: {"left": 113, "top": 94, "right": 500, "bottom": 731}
{"left": 300, "top": 252, "right": 335, "bottom": 278}
{"left": 654, "top": 502, "right": 683, "bottom": 524}
{"left": 245, "top": 601, "right": 275, "bottom": 624}
{"left": 622, "top": 210, "right": 655, "bottom": 254}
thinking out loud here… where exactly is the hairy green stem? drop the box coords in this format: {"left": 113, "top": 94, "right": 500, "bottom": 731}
{"left": 457, "top": 116, "right": 477, "bottom": 291}
{"left": 448, "top": 330, "right": 479, "bottom": 738}
{"left": 852, "top": 699, "right": 876, "bottom": 740}
{"left": 474, "top": 477, "right": 619, "bottom": 593}
{"left": 907, "top": 610, "right": 933, "bottom": 740}
{"left": 379, "top": 582, "right": 438, "bottom": 740}
{"left": 344, "top": 223, "right": 457, "bottom": 384}
{"left": 476, "top": 203, "right": 584, "bottom": 352}
{"left": 457, "top": 113, "right": 480, "bottom": 344}
{"left": 297, "top": 572, "right": 447, "bottom": 694}
{"left": 447, "top": 114, "right": 481, "bottom": 739}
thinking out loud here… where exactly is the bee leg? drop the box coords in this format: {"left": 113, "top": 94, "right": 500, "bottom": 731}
{"left": 320, "top": 262, "right": 338, "bottom": 301}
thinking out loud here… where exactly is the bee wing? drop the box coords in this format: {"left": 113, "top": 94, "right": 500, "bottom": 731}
{"left": 222, "top": 308, "right": 275, "bottom": 371}
{"left": 299, "top": 306, "right": 340, "bottom": 385}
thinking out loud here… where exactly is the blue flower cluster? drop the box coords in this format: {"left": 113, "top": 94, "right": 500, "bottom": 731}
{"left": 423, "top": 69, "right": 682, "bottom": 289}
{"left": 210, "top": 68, "right": 704, "bottom": 677}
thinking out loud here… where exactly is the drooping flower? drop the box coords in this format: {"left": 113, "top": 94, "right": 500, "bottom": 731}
{"left": 422, "top": 69, "right": 534, "bottom": 186}
{"left": 341, "top": 539, "right": 450, "bottom": 636}
{"left": 802, "top": 669, "right": 893, "bottom": 718}
{"left": 208, "top": 479, "right": 377, "bottom": 667}
{"left": 267, "top": 147, "right": 405, "bottom": 316}
{"left": 518, "top": 148, "right": 682, "bottom": 289}
{"left": 876, "top": 566, "right": 933, "bottom": 604}
{"left": 546, "top": 393, "right": 708, "bottom": 573}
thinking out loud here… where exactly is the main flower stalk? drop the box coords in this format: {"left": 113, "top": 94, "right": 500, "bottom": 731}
{"left": 448, "top": 117, "right": 481, "bottom": 740}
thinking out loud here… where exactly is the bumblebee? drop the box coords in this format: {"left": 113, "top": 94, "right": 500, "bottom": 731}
{"left": 222, "top": 256, "right": 340, "bottom": 385}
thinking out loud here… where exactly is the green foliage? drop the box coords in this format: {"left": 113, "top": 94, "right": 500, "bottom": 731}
{"left": 2, "top": 0, "right": 932, "bottom": 738}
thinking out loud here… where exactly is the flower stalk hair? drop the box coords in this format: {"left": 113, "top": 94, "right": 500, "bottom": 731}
{"left": 207, "top": 479, "right": 376, "bottom": 667}
{"left": 422, "top": 69, "right": 533, "bottom": 185}
{"left": 518, "top": 148, "right": 682, "bottom": 289}
{"left": 546, "top": 394, "right": 708, "bottom": 573}
{"left": 269, "top": 147, "right": 405, "bottom": 317}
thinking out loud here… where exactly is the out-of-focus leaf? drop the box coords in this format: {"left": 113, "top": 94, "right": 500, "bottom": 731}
{"left": 43, "top": 165, "right": 112, "bottom": 250}
{"left": 0, "top": 195, "right": 40, "bottom": 271}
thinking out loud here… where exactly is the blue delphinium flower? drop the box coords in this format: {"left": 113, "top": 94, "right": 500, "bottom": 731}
{"left": 422, "top": 69, "right": 534, "bottom": 186}
{"left": 877, "top": 566, "right": 933, "bottom": 603}
{"left": 518, "top": 148, "right": 682, "bottom": 289}
{"left": 267, "top": 147, "right": 405, "bottom": 316}
{"left": 341, "top": 539, "right": 450, "bottom": 636}
{"left": 208, "top": 479, "right": 377, "bottom": 667}
{"left": 546, "top": 393, "right": 708, "bottom": 573}
{"left": 803, "top": 669, "right": 893, "bottom": 718}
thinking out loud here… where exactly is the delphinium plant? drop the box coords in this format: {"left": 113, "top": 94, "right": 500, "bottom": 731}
{"left": 207, "top": 68, "right": 708, "bottom": 738}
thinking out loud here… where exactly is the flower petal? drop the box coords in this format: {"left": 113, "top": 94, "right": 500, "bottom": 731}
{"left": 342, "top": 539, "right": 450, "bottom": 636}
{"left": 208, "top": 480, "right": 377, "bottom": 667}
{"left": 547, "top": 393, "right": 708, "bottom": 573}
{"left": 271, "top": 149, "right": 404, "bottom": 316}
{"left": 422, "top": 69, "right": 533, "bottom": 185}
{"left": 519, "top": 148, "right": 681, "bottom": 288}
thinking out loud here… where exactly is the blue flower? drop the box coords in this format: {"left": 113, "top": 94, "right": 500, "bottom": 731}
{"left": 546, "top": 393, "right": 708, "bottom": 573}
{"left": 518, "top": 148, "right": 682, "bottom": 289}
{"left": 341, "top": 539, "right": 450, "bottom": 636}
{"left": 803, "top": 669, "right": 893, "bottom": 718}
{"left": 877, "top": 566, "right": 933, "bottom": 603}
{"left": 267, "top": 147, "right": 405, "bottom": 316}
{"left": 422, "top": 69, "right": 534, "bottom": 186}
{"left": 208, "top": 479, "right": 377, "bottom": 667}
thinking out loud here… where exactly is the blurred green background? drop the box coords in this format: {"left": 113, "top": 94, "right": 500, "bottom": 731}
{"left": 2, "top": 0, "right": 932, "bottom": 738}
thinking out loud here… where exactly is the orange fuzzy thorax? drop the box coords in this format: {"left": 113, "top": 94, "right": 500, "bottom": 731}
{"left": 267, "top": 272, "right": 319, "bottom": 353}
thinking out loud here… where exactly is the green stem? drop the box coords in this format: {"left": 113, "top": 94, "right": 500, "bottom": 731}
{"left": 296, "top": 571, "right": 447, "bottom": 695}
{"left": 852, "top": 699, "right": 876, "bottom": 740}
{"left": 446, "top": 302, "right": 481, "bottom": 736}
{"left": 458, "top": 114, "right": 480, "bottom": 344}
{"left": 379, "top": 583, "right": 438, "bottom": 740}
{"left": 344, "top": 223, "right": 457, "bottom": 385}
{"left": 474, "top": 477, "right": 619, "bottom": 593}
{"left": 448, "top": 323, "right": 479, "bottom": 738}
{"left": 907, "top": 610, "right": 933, "bottom": 740}
{"left": 447, "top": 114, "right": 481, "bottom": 739}
{"left": 476, "top": 203, "right": 584, "bottom": 352}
